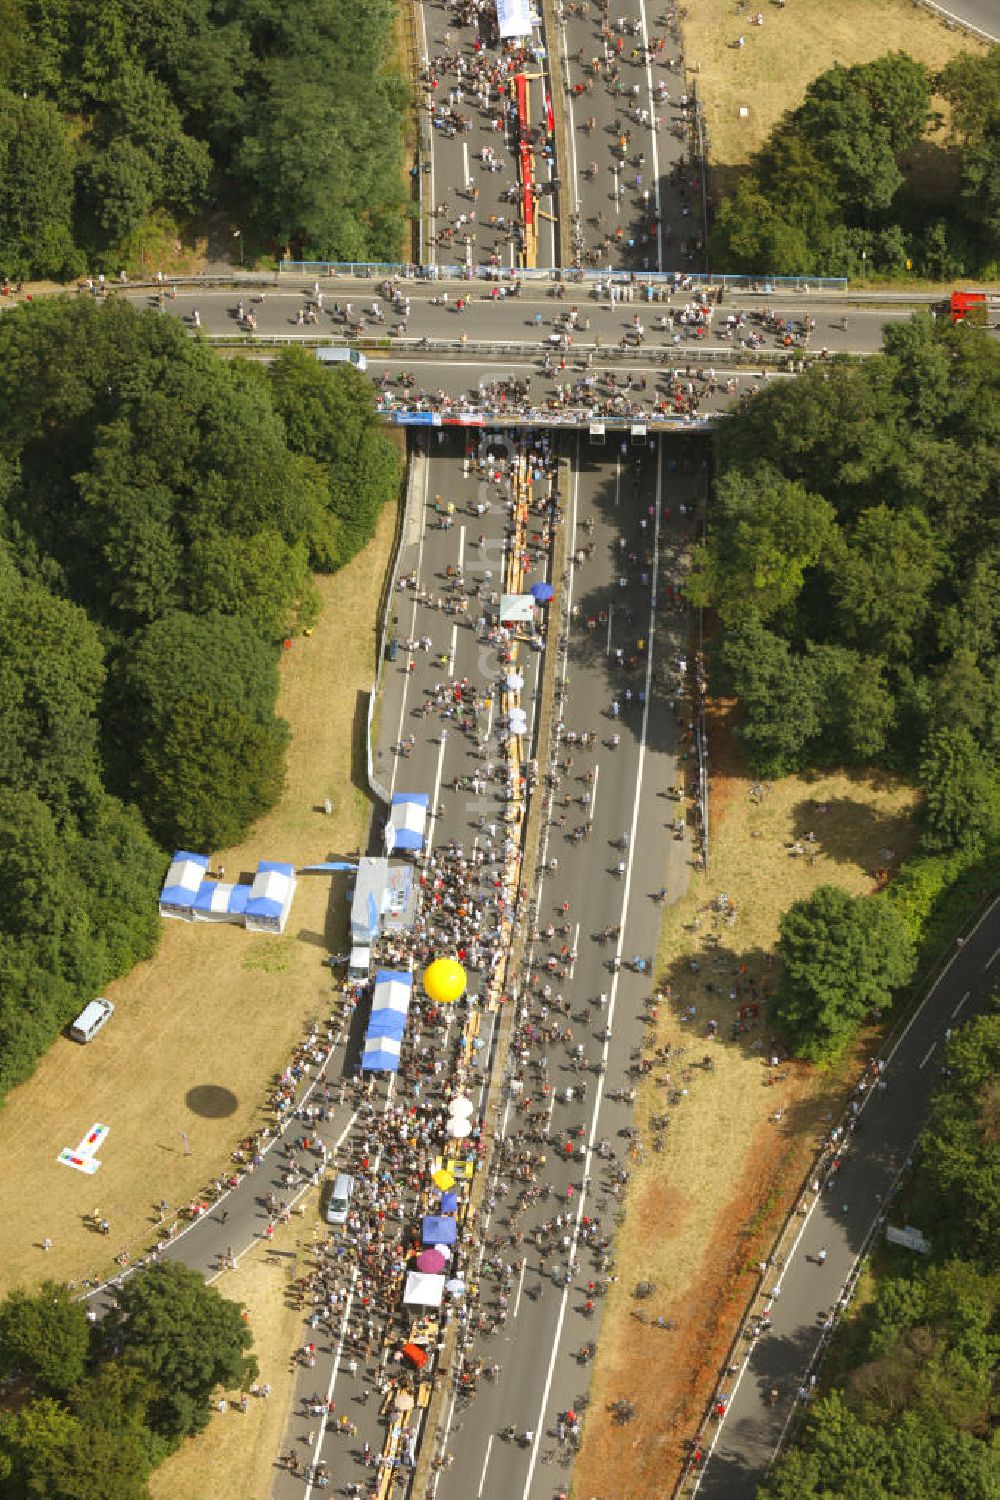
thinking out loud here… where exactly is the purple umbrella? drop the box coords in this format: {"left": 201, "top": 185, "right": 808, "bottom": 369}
{"left": 416, "top": 1248, "right": 447, "bottom": 1273}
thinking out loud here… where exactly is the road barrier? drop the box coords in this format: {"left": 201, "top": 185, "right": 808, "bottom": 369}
{"left": 278, "top": 258, "right": 848, "bottom": 292}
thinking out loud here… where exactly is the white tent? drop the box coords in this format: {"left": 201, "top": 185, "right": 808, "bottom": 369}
{"left": 447, "top": 1117, "right": 472, "bottom": 1139}
{"left": 245, "top": 861, "right": 297, "bottom": 934}
{"left": 386, "top": 793, "right": 429, "bottom": 854}
{"left": 499, "top": 594, "right": 537, "bottom": 624}
{"left": 159, "top": 851, "right": 210, "bottom": 920}
{"left": 497, "top": 0, "right": 534, "bottom": 37}
{"left": 448, "top": 1096, "right": 475, "bottom": 1117}
{"left": 403, "top": 1271, "right": 446, "bottom": 1307}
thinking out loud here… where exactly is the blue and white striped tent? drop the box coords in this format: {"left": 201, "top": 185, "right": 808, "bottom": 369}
{"left": 361, "top": 1035, "right": 402, "bottom": 1072}
{"left": 245, "top": 861, "right": 297, "bottom": 934}
{"left": 386, "top": 792, "right": 429, "bottom": 853}
{"left": 159, "top": 852, "right": 210, "bottom": 919}
{"left": 192, "top": 881, "right": 251, "bottom": 922}
{"left": 371, "top": 969, "right": 412, "bottom": 1016}
{"left": 364, "top": 971, "right": 412, "bottom": 1040}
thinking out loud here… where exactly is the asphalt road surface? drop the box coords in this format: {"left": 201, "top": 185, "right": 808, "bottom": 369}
{"left": 926, "top": 0, "right": 999, "bottom": 41}
{"left": 692, "top": 895, "right": 1000, "bottom": 1498}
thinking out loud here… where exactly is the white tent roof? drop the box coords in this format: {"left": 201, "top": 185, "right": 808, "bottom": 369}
{"left": 245, "top": 861, "right": 296, "bottom": 926}
{"left": 387, "top": 793, "right": 429, "bottom": 853}
{"left": 499, "top": 594, "right": 536, "bottom": 623}
{"left": 497, "top": 0, "right": 534, "bottom": 36}
{"left": 403, "top": 1271, "right": 446, "bottom": 1307}
{"left": 160, "top": 851, "right": 210, "bottom": 909}
{"left": 371, "top": 971, "right": 413, "bottom": 1015}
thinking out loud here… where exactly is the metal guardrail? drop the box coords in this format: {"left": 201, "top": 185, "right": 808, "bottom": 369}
{"left": 278, "top": 259, "right": 848, "bottom": 291}
{"left": 676, "top": 883, "right": 1000, "bottom": 1496}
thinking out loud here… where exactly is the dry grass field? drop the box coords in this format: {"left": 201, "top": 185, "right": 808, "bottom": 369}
{"left": 685, "top": 0, "right": 986, "bottom": 171}
{"left": 572, "top": 705, "right": 920, "bottom": 1497}
{"left": 0, "top": 502, "right": 397, "bottom": 1299}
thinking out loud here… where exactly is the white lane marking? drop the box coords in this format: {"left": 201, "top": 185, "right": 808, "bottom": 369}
{"left": 478, "top": 1433, "right": 494, "bottom": 1497}
{"left": 458, "top": 523, "right": 466, "bottom": 572}
{"left": 559, "top": 18, "right": 581, "bottom": 221}
{"left": 636, "top": 0, "right": 663, "bottom": 269}
{"left": 699, "top": 897, "right": 1000, "bottom": 1490}
{"left": 985, "top": 945, "right": 1000, "bottom": 969}
{"left": 569, "top": 921, "right": 580, "bottom": 978}
{"left": 415, "top": 2, "right": 435, "bottom": 266}
{"left": 449, "top": 622, "right": 458, "bottom": 673}
{"left": 590, "top": 761, "right": 600, "bottom": 822}
{"left": 919, "top": 1042, "right": 936, "bottom": 1070}
{"left": 951, "top": 990, "right": 970, "bottom": 1019}
{"left": 205, "top": 1107, "right": 358, "bottom": 1283}
{"left": 884, "top": 896, "right": 1000, "bottom": 1068}
{"left": 424, "top": 728, "right": 449, "bottom": 853}
{"left": 606, "top": 601, "right": 614, "bottom": 657}
{"left": 514, "top": 1257, "right": 528, "bottom": 1318}
{"left": 302, "top": 1268, "right": 358, "bottom": 1500}
{"left": 522, "top": 438, "right": 664, "bottom": 1500}
{"left": 389, "top": 453, "right": 431, "bottom": 802}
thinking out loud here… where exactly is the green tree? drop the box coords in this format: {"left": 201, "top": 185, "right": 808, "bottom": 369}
{"left": 108, "top": 1263, "right": 257, "bottom": 1441}
{"left": 135, "top": 692, "right": 288, "bottom": 850}
{"left": 709, "top": 177, "right": 812, "bottom": 276}
{"left": 806, "top": 644, "right": 896, "bottom": 763}
{"left": 25, "top": 1419, "right": 152, "bottom": 1500}
{"left": 0, "top": 89, "right": 80, "bottom": 278}
{"left": 918, "top": 726, "right": 996, "bottom": 856}
{"left": 0, "top": 579, "right": 106, "bottom": 812}
{"left": 831, "top": 505, "right": 939, "bottom": 659}
{"left": 911, "top": 1008, "right": 1000, "bottom": 1270}
{"left": 0, "top": 1397, "right": 83, "bottom": 1498}
{"left": 0, "top": 1283, "right": 90, "bottom": 1398}
{"left": 774, "top": 886, "right": 916, "bottom": 1060}
{"left": 939, "top": 48, "right": 1000, "bottom": 146}
{"left": 80, "top": 139, "right": 158, "bottom": 243}
{"left": 687, "top": 464, "right": 836, "bottom": 625}
{"left": 718, "top": 616, "right": 820, "bottom": 776}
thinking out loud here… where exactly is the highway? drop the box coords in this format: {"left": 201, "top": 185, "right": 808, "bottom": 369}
{"left": 691, "top": 896, "right": 1000, "bottom": 1497}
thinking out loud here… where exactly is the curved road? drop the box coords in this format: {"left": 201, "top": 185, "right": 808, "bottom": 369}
{"left": 692, "top": 896, "right": 1000, "bottom": 1497}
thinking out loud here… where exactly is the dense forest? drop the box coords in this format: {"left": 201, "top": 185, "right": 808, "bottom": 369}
{"left": 710, "top": 48, "right": 1000, "bottom": 280}
{"left": 0, "top": 0, "right": 408, "bottom": 278}
{"left": 689, "top": 314, "right": 999, "bottom": 1060}
{"left": 689, "top": 316, "right": 999, "bottom": 830}
{"left": 0, "top": 297, "right": 401, "bottom": 1097}
{"left": 758, "top": 1006, "right": 1000, "bottom": 1500}
{"left": 0, "top": 1262, "right": 257, "bottom": 1500}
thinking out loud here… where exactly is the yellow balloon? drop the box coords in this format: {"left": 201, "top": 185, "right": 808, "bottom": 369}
{"left": 422, "top": 957, "right": 467, "bottom": 1004}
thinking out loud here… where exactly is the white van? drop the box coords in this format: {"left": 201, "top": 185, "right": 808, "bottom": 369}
{"left": 348, "top": 945, "right": 372, "bottom": 985}
{"left": 70, "top": 998, "right": 115, "bottom": 1044}
{"left": 325, "top": 1172, "right": 354, "bottom": 1225}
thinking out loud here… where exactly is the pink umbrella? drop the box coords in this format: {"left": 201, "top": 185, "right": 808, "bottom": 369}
{"left": 416, "top": 1249, "right": 447, "bottom": 1273}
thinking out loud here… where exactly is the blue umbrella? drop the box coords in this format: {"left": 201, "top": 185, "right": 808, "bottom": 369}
{"left": 530, "top": 581, "right": 554, "bottom": 603}
{"left": 440, "top": 1190, "right": 459, "bottom": 1212}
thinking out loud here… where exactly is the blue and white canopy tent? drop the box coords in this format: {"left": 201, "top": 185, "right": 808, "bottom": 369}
{"left": 245, "top": 861, "right": 297, "bottom": 934}
{"left": 360, "top": 1035, "right": 403, "bottom": 1072}
{"left": 386, "top": 793, "right": 429, "bottom": 854}
{"left": 191, "top": 881, "right": 251, "bottom": 922}
{"left": 159, "top": 852, "right": 211, "bottom": 919}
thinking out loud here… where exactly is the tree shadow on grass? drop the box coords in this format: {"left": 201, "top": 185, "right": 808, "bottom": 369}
{"left": 787, "top": 795, "right": 912, "bottom": 874}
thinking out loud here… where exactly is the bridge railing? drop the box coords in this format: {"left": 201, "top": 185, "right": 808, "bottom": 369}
{"left": 277, "top": 259, "right": 848, "bottom": 293}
